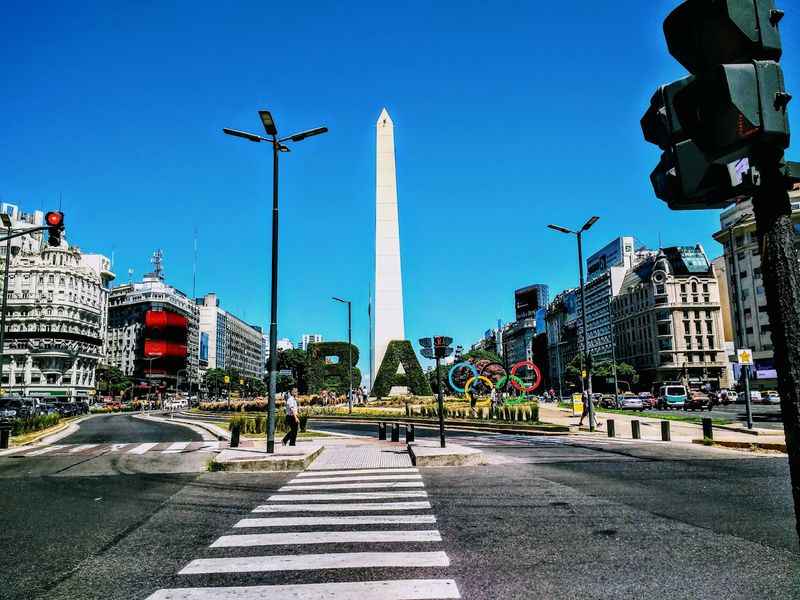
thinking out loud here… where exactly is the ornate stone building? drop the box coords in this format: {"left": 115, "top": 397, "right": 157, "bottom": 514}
{"left": 1, "top": 239, "right": 114, "bottom": 402}
{"left": 611, "top": 245, "right": 729, "bottom": 391}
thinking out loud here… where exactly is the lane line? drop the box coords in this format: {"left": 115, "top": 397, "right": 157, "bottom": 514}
{"left": 289, "top": 474, "right": 423, "bottom": 484}
{"left": 179, "top": 551, "right": 450, "bottom": 574}
{"left": 26, "top": 445, "right": 66, "bottom": 456}
{"left": 234, "top": 515, "right": 437, "bottom": 528}
{"left": 69, "top": 444, "right": 99, "bottom": 453}
{"left": 280, "top": 481, "right": 425, "bottom": 491}
{"left": 253, "top": 501, "right": 432, "bottom": 513}
{"left": 163, "top": 441, "right": 191, "bottom": 453}
{"left": 299, "top": 468, "right": 419, "bottom": 477}
{"left": 145, "top": 578, "right": 461, "bottom": 600}
{"left": 267, "top": 491, "right": 428, "bottom": 501}
{"left": 127, "top": 442, "right": 159, "bottom": 455}
{"left": 210, "top": 530, "right": 442, "bottom": 547}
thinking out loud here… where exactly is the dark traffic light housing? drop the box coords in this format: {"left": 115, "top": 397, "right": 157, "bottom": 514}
{"left": 45, "top": 211, "right": 64, "bottom": 247}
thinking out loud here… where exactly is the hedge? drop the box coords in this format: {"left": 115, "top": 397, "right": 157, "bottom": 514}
{"left": 11, "top": 413, "right": 61, "bottom": 436}
{"left": 306, "top": 342, "right": 362, "bottom": 394}
{"left": 371, "top": 340, "right": 432, "bottom": 398}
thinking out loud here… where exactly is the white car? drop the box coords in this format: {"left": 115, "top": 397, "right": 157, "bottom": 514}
{"left": 764, "top": 391, "right": 781, "bottom": 405}
{"left": 750, "top": 391, "right": 764, "bottom": 404}
{"left": 616, "top": 394, "right": 643, "bottom": 410}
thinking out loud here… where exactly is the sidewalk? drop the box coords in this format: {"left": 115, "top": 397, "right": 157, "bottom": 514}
{"left": 539, "top": 403, "right": 786, "bottom": 448}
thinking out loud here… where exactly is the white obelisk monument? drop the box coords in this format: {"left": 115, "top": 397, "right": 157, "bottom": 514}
{"left": 373, "top": 108, "right": 405, "bottom": 379}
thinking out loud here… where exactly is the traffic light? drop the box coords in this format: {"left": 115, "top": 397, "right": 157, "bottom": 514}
{"left": 642, "top": 0, "right": 792, "bottom": 210}
{"left": 45, "top": 211, "right": 64, "bottom": 247}
{"left": 433, "top": 336, "right": 453, "bottom": 360}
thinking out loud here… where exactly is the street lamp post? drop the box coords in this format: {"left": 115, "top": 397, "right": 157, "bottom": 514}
{"left": 143, "top": 354, "right": 162, "bottom": 410}
{"left": 224, "top": 112, "right": 328, "bottom": 453}
{"left": 333, "top": 297, "right": 353, "bottom": 414}
{"left": 548, "top": 216, "right": 600, "bottom": 432}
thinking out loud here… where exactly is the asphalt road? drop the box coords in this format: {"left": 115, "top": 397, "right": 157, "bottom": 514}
{"left": 61, "top": 413, "right": 204, "bottom": 443}
{"left": 2, "top": 416, "right": 798, "bottom": 599}
{"left": 632, "top": 402, "right": 784, "bottom": 429}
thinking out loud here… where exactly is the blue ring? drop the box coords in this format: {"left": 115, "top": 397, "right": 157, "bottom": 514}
{"left": 448, "top": 362, "right": 479, "bottom": 393}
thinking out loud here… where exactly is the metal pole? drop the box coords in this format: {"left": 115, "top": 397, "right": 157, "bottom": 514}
{"left": 609, "top": 298, "right": 619, "bottom": 399}
{"left": 347, "top": 300, "right": 352, "bottom": 414}
{"left": 743, "top": 363, "right": 753, "bottom": 430}
{"left": 0, "top": 228, "right": 12, "bottom": 396}
{"left": 751, "top": 157, "right": 800, "bottom": 543}
{"left": 266, "top": 136, "right": 279, "bottom": 453}
{"left": 435, "top": 355, "right": 445, "bottom": 448}
{"left": 728, "top": 226, "right": 746, "bottom": 349}
{"left": 577, "top": 230, "right": 595, "bottom": 431}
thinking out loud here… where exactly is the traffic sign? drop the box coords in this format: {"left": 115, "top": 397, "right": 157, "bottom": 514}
{"left": 737, "top": 348, "right": 754, "bottom": 366}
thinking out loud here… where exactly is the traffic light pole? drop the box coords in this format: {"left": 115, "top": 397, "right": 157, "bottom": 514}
{"left": 265, "top": 135, "right": 280, "bottom": 454}
{"left": 751, "top": 157, "right": 800, "bottom": 541}
{"left": 435, "top": 355, "right": 446, "bottom": 448}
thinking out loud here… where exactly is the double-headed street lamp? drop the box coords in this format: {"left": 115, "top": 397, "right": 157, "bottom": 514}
{"left": 224, "top": 111, "right": 328, "bottom": 453}
{"left": 332, "top": 296, "right": 353, "bottom": 414}
{"left": 547, "top": 216, "right": 600, "bottom": 432}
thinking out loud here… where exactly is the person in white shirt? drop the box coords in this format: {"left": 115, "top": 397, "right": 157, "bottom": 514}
{"left": 282, "top": 388, "right": 300, "bottom": 446}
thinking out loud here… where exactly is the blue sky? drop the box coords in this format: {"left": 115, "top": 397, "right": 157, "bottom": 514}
{"left": 2, "top": 0, "right": 799, "bottom": 378}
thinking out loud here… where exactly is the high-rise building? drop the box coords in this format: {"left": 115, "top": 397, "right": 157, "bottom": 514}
{"left": 514, "top": 284, "right": 549, "bottom": 320}
{"left": 298, "top": 334, "right": 323, "bottom": 351}
{"left": 611, "top": 246, "right": 729, "bottom": 390}
{"left": 545, "top": 288, "right": 579, "bottom": 393}
{"left": 107, "top": 254, "right": 199, "bottom": 394}
{"left": 712, "top": 188, "right": 800, "bottom": 388}
{"left": 0, "top": 215, "right": 114, "bottom": 402}
{"left": 196, "top": 293, "right": 264, "bottom": 379}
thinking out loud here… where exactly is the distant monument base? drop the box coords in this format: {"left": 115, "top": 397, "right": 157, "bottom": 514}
{"left": 388, "top": 386, "right": 409, "bottom": 397}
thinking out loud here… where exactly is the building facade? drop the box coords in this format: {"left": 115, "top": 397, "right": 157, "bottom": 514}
{"left": 611, "top": 246, "right": 729, "bottom": 390}
{"left": 107, "top": 267, "right": 199, "bottom": 394}
{"left": 712, "top": 189, "right": 800, "bottom": 389}
{"left": 545, "top": 288, "right": 579, "bottom": 393}
{"left": 0, "top": 216, "right": 114, "bottom": 401}
{"left": 196, "top": 293, "right": 264, "bottom": 379}
{"left": 298, "top": 334, "right": 323, "bottom": 351}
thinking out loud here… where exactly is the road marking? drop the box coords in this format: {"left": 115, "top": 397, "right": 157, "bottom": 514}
{"left": 290, "top": 474, "right": 423, "bottom": 484}
{"left": 197, "top": 441, "right": 220, "bottom": 451}
{"left": 179, "top": 551, "right": 450, "bottom": 574}
{"left": 252, "top": 501, "right": 432, "bottom": 513}
{"left": 69, "top": 444, "right": 99, "bottom": 453}
{"left": 0, "top": 446, "right": 30, "bottom": 457}
{"left": 162, "top": 442, "right": 191, "bottom": 453}
{"left": 299, "top": 468, "right": 419, "bottom": 477}
{"left": 145, "top": 578, "right": 461, "bottom": 600}
{"left": 210, "top": 529, "right": 442, "bottom": 548}
{"left": 127, "top": 442, "right": 159, "bottom": 455}
{"left": 26, "top": 444, "right": 66, "bottom": 456}
{"left": 109, "top": 444, "right": 131, "bottom": 452}
{"left": 280, "top": 481, "right": 425, "bottom": 491}
{"left": 234, "top": 515, "right": 437, "bottom": 528}
{"left": 267, "top": 491, "right": 428, "bottom": 501}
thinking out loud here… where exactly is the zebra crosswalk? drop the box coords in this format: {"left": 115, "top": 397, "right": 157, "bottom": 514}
{"left": 146, "top": 464, "right": 460, "bottom": 599}
{"left": 0, "top": 440, "right": 223, "bottom": 458}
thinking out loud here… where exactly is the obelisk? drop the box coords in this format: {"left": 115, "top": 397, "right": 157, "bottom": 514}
{"left": 373, "top": 108, "right": 405, "bottom": 379}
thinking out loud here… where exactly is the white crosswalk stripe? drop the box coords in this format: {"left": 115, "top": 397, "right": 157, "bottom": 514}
{"left": 162, "top": 441, "right": 191, "bottom": 453}
{"left": 147, "top": 455, "right": 460, "bottom": 599}
{"left": 234, "top": 515, "right": 437, "bottom": 528}
{"left": 127, "top": 442, "right": 159, "bottom": 454}
{"left": 69, "top": 444, "right": 99, "bottom": 453}
{"left": 252, "top": 501, "right": 432, "bottom": 513}
{"left": 280, "top": 481, "right": 425, "bottom": 491}
{"left": 26, "top": 444, "right": 66, "bottom": 456}
{"left": 145, "top": 578, "right": 460, "bottom": 600}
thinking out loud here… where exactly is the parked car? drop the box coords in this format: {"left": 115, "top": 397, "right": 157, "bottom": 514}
{"left": 0, "top": 399, "right": 18, "bottom": 418}
{"left": 684, "top": 390, "right": 712, "bottom": 411}
{"left": 658, "top": 385, "right": 687, "bottom": 410}
{"left": 718, "top": 389, "right": 736, "bottom": 405}
{"left": 764, "top": 391, "right": 781, "bottom": 405}
{"left": 617, "top": 393, "right": 643, "bottom": 410}
{"left": 639, "top": 392, "right": 656, "bottom": 409}
{"left": 599, "top": 395, "right": 617, "bottom": 409}
{"left": 750, "top": 391, "right": 764, "bottom": 404}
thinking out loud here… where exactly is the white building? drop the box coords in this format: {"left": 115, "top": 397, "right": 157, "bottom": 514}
{"left": 298, "top": 333, "right": 323, "bottom": 351}
{"left": 712, "top": 188, "right": 800, "bottom": 388}
{"left": 0, "top": 208, "right": 114, "bottom": 402}
{"left": 196, "top": 293, "right": 264, "bottom": 379}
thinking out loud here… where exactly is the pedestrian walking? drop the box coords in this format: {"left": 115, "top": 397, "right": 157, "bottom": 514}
{"left": 577, "top": 390, "right": 589, "bottom": 427}
{"left": 282, "top": 387, "right": 300, "bottom": 446}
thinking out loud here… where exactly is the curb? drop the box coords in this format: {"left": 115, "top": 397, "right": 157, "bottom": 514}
{"left": 407, "top": 443, "right": 486, "bottom": 467}
{"left": 212, "top": 445, "right": 324, "bottom": 472}
{"left": 135, "top": 413, "right": 231, "bottom": 441}
{"left": 307, "top": 416, "right": 573, "bottom": 436}
{"left": 10, "top": 414, "right": 95, "bottom": 447}
{"left": 692, "top": 439, "right": 787, "bottom": 452}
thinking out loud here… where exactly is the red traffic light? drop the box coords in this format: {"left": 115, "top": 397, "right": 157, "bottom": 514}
{"left": 45, "top": 211, "right": 64, "bottom": 227}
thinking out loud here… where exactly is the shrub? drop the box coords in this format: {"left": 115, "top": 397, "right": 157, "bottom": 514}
{"left": 370, "top": 340, "right": 432, "bottom": 398}
{"left": 299, "top": 412, "right": 309, "bottom": 433}
{"left": 11, "top": 413, "right": 61, "bottom": 436}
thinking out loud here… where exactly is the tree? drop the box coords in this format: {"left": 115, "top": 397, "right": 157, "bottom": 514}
{"left": 276, "top": 374, "right": 296, "bottom": 393}
{"left": 426, "top": 364, "right": 451, "bottom": 395}
{"left": 95, "top": 365, "right": 131, "bottom": 399}
{"left": 460, "top": 348, "right": 503, "bottom": 364}
{"left": 278, "top": 349, "right": 309, "bottom": 393}
{"left": 203, "top": 368, "right": 227, "bottom": 396}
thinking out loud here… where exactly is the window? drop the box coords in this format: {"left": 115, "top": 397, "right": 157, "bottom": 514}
{"left": 707, "top": 336, "right": 715, "bottom": 348}
{"left": 658, "top": 323, "right": 671, "bottom": 336}
{"left": 656, "top": 284, "right": 666, "bottom": 295}
{"left": 744, "top": 308, "right": 752, "bottom": 317}
{"left": 735, "top": 235, "right": 745, "bottom": 247}
{"left": 752, "top": 247, "right": 760, "bottom": 256}
{"left": 684, "top": 322, "right": 691, "bottom": 334}
{"left": 757, "top": 286, "right": 765, "bottom": 296}
{"left": 759, "top": 304, "right": 769, "bottom": 313}
{"left": 753, "top": 267, "right": 762, "bottom": 278}
{"left": 760, "top": 325, "right": 770, "bottom": 334}
{"left": 740, "top": 270, "right": 748, "bottom": 279}
{"left": 737, "top": 252, "right": 746, "bottom": 261}
{"left": 685, "top": 336, "right": 692, "bottom": 349}
{"left": 745, "top": 327, "right": 754, "bottom": 334}
{"left": 703, "top": 295, "right": 710, "bottom": 303}
{"left": 702, "top": 283, "right": 709, "bottom": 293}
{"left": 691, "top": 282, "right": 698, "bottom": 293}
{"left": 696, "top": 336, "right": 704, "bottom": 349}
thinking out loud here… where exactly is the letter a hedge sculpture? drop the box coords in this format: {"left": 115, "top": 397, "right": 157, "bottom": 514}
{"left": 371, "top": 340, "right": 432, "bottom": 398}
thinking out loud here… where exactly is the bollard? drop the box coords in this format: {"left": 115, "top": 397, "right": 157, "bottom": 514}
{"left": 607, "top": 419, "right": 615, "bottom": 438}
{"left": 230, "top": 421, "right": 241, "bottom": 448}
{"left": 378, "top": 422, "right": 387, "bottom": 440}
{"left": 661, "top": 420, "right": 671, "bottom": 442}
{"left": 405, "top": 424, "right": 415, "bottom": 443}
{"left": 702, "top": 417, "right": 713, "bottom": 441}
{"left": 0, "top": 419, "right": 11, "bottom": 449}
{"left": 631, "top": 420, "right": 641, "bottom": 440}
{"left": 391, "top": 423, "right": 400, "bottom": 442}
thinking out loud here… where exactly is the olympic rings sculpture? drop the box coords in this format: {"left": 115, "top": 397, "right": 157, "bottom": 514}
{"left": 447, "top": 359, "right": 543, "bottom": 400}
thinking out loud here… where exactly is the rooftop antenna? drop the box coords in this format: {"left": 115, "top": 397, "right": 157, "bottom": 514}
{"left": 151, "top": 249, "right": 164, "bottom": 280}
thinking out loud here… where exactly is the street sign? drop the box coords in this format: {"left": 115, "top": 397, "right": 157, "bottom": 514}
{"left": 737, "top": 348, "right": 754, "bottom": 366}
